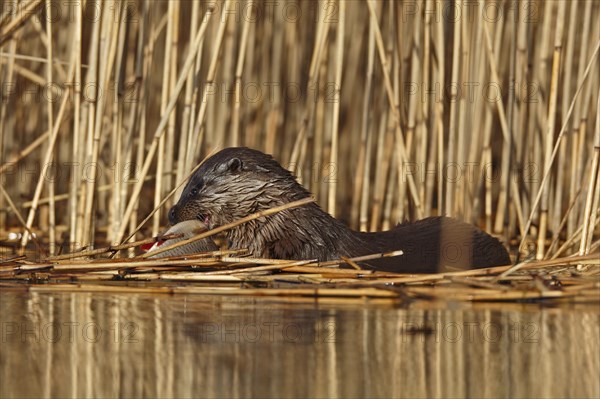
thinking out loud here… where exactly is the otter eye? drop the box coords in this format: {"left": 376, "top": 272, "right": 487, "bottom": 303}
{"left": 189, "top": 179, "right": 204, "bottom": 197}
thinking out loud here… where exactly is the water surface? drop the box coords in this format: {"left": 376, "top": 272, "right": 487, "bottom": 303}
{"left": 1, "top": 291, "right": 598, "bottom": 398}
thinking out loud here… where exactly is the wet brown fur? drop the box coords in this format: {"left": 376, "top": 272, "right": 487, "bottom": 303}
{"left": 169, "top": 147, "right": 511, "bottom": 273}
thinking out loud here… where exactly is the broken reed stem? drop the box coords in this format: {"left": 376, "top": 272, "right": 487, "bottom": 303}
{"left": 500, "top": 252, "right": 598, "bottom": 278}
{"left": 27, "top": 257, "right": 222, "bottom": 272}
{"left": 343, "top": 253, "right": 599, "bottom": 287}
{"left": 81, "top": 0, "right": 120, "bottom": 247}
{"left": 366, "top": 0, "right": 423, "bottom": 219}
{"left": 46, "top": 232, "right": 185, "bottom": 261}
{"left": 579, "top": 93, "right": 600, "bottom": 259}
{"left": 518, "top": 38, "right": 600, "bottom": 256}
{"left": 121, "top": 153, "right": 211, "bottom": 245}
{"left": 0, "top": 0, "right": 44, "bottom": 46}
{"left": 537, "top": 2, "right": 565, "bottom": 260}
{"left": 568, "top": 1, "right": 593, "bottom": 238}
{"left": 445, "top": 0, "right": 462, "bottom": 217}
{"left": 546, "top": 187, "right": 583, "bottom": 258}
{"left": 68, "top": 0, "right": 82, "bottom": 245}
{"left": 0, "top": 129, "right": 50, "bottom": 174}
{"left": 0, "top": 185, "right": 45, "bottom": 255}
{"left": 353, "top": 15, "right": 375, "bottom": 230}
{"left": 230, "top": 0, "right": 253, "bottom": 147}
{"left": 552, "top": 210, "right": 599, "bottom": 260}
{"left": 113, "top": 6, "right": 215, "bottom": 244}
{"left": 43, "top": 0, "right": 55, "bottom": 255}
{"left": 5, "top": 253, "right": 596, "bottom": 304}
{"left": 315, "top": 249, "right": 404, "bottom": 266}
{"left": 175, "top": 2, "right": 198, "bottom": 196}
{"left": 187, "top": 0, "right": 232, "bottom": 168}
{"left": 19, "top": 66, "right": 73, "bottom": 252}
{"left": 289, "top": 0, "right": 329, "bottom": 173}
{"left": 152, "top": 1, "right": 174, "bottom": 236}
{"left": 326, "top": 0, "right": 344, "bottom": 217}
{"left": 211, "top": 249, "right": 404, "bottom": 275}
{"left": 205, "top": 260, "right": 313, "bottom": 275}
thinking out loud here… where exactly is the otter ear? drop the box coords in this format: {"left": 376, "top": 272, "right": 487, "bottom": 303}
{"left": 227, "top": 157, "right": 243, "bottom": 172}
{"left": 218, "top": 157, "right": 243, "bottom": 173}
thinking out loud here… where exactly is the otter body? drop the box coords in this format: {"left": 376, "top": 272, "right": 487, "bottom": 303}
{"left": 169, "top": 147, "right": 510, "bottom": 273}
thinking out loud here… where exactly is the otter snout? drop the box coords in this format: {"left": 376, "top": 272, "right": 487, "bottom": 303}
{"left": 168, "top": 202, "right": 205, "bottom": 226}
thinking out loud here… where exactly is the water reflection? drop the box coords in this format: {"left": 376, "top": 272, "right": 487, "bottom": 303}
{"left": 1, "top": 292, "right": 598, "bottom": 398}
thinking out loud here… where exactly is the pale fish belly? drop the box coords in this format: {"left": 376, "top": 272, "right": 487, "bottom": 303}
{"left": 147, "top": 220, "right": 218, "bottom": 258}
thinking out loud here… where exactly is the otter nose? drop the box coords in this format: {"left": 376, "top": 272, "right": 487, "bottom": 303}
{"left": 168, "top": 206, "right": 178, "bottom": 225}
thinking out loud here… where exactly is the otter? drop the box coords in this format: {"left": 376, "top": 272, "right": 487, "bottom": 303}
{"left": 168, "top": 147, "right": 510, "bottom": 273}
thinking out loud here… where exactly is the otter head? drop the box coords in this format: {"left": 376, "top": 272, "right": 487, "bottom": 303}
{"left": 168, "top": 147, "right": 310, "bottom": 230}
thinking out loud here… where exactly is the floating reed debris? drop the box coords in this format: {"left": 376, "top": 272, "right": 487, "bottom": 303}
{"left": 1, "top": 242, "right": 599, "bottom": 303}
{"left": 1, "top": 1, "right": 599, "bottom": 302}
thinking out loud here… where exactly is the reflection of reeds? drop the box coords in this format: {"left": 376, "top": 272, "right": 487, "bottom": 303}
{"left": 1, "top": 290, "right": 597, "bottom": 399}
{"left": 0, "top": 1, "right": 599, "bottom": 270}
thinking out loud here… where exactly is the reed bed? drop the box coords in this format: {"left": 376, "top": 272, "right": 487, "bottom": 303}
{"left": 1, "top": 243, "right": 599, "bottom": 302}
{"left": 1, "top": 0, "right": 599, "bottom": 302}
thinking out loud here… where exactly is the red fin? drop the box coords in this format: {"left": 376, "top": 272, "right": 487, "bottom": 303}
{"left": 141, "top": 239, "right": 166, "bottom": 252}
